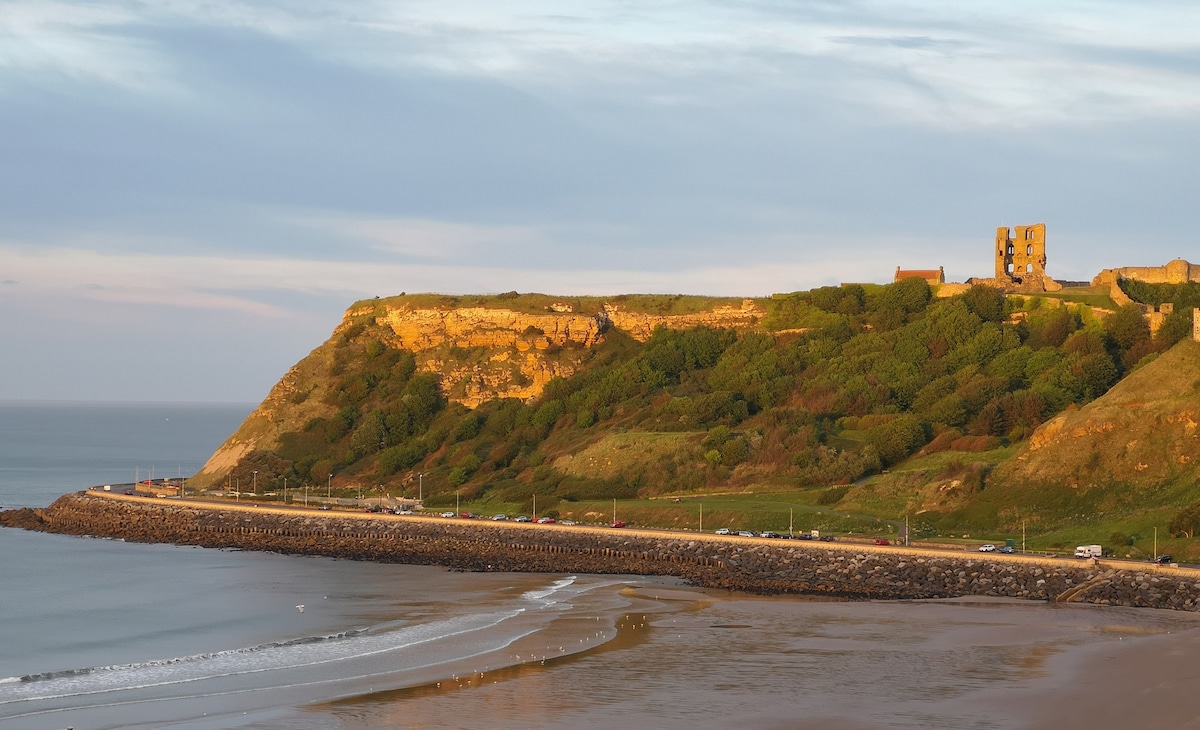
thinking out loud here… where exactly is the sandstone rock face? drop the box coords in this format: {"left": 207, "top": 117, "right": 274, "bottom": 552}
{"left": 371, "top": 305, "right": 607, "bottom": 351}
{"left": 602, "top": 299, "right": 765, "bottom": 342}
{"left": 10, "top": 492, "right": 1200, "bottom": 611}
{"left": 191, "top": 295, "right": 767, "bottom": 486}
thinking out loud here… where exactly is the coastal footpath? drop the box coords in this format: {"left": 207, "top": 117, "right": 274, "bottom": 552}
{"left": 4, "top": 492, "right": 1200, "bottom": 611}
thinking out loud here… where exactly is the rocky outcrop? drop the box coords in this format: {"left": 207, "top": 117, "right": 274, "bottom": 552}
{"left": 601, "top": 299, "right": 765, "bottom": 342}
{"left": 193, "top": 294, "right": 768, "bottom": 486}
{"left": 9, "top": 492, "right": 1200, "bottom": 610}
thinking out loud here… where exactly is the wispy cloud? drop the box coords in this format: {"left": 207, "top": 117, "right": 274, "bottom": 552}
{"left": 4, "top": 0, "right": 1197, "bottom": 127}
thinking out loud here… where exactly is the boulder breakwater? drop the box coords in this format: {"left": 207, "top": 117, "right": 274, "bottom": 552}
{"left": 5, "top": 492, "right": 1200, "bottom": 611}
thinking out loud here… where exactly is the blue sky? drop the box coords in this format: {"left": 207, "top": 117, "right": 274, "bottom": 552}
{"left": 2, "top": 0, "right": 1198, "bottom": 402}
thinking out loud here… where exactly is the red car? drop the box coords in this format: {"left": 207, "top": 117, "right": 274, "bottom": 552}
{"left": 460, "top": 512, "right": 476, "bottom": 519}
{"left": 611, "top": 521, "right": 627, "bottom": 528}
{"left": 875, "top": 539, "right": 890, "bottom": 546}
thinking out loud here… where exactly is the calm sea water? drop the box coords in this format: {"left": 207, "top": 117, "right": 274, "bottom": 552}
{"left": 4, "top": 403, "right": 1198, "bottom": 730}
{"left": 0, "top": 403, "right": 648, "bottom": 729}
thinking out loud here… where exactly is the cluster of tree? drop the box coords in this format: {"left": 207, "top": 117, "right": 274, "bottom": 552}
{"left": 230, "top": 280, "right": 1173, "bottom": 503}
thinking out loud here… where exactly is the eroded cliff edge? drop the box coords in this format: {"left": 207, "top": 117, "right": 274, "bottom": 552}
{"left": 192, "top": 294, "right": 765, "bottom": 488}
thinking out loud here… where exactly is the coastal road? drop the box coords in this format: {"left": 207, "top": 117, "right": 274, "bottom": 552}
{"left": 85, "top": 490, "right": 1194, "bottom": 577}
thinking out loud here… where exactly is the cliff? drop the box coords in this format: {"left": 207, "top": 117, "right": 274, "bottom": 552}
{"left": 192, "top": 294, "right": 765, "bottom": 487}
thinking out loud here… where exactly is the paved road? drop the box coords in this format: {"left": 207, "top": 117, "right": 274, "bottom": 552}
{"left": 85, "top": 490, "right": 1193, "bottom": 576}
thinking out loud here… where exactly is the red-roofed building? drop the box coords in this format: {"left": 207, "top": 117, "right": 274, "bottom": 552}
{"left": 894, "top": 266, "right": 945, "bottom": 285}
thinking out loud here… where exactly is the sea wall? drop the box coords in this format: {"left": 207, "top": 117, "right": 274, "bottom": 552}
{"left": 6, "top": 492, "right": 1200, "bottom": 611}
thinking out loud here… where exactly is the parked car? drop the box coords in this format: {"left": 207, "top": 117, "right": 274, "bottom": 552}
{"left": 715, "top": 527, "right": 731, "bottom": 535}
{"left": 1155, "top": 555, "right": 1174, "bottom": 565}
{"left": 440, "top": 511, "right": 456, "bottom": 518}
{"left": 998, "top": 545, "right": 1016, "bottom": 554}
{"left": 460, "top": 512, "right": 476, "bottom": 519}
{"left": 515, "top": 515, "right": 532, "bottom": 523}
{"left": 537, "top": 517, "right": 556, "bottom": 524}
{"left": 559, "top": 520, "right": 576, "bottom": 526}
{"left": 611, "top": 521, "right": 627, "bottom": 528}
{"left": 819, "top": 535, "right": 836, "bottom": 542}
{"left": 760, "top": 531, "right": 781, "bottom": 539}
{"left": 737, "top": 530, "right": 757, "bottom": 538}
{"left": 796, "top": 533, "right": 813, "bottom": 540}
{"left": 874, "top": 539, "right": 890, "bottom": 546}
{"left": 492, "top": 514, "right": 507, "bottom": 521}
{"left": 318, "top": 504, "right": 332, "bottom": 510}
{"left": 979, "top": 544, "right": 997, "bottom": 552}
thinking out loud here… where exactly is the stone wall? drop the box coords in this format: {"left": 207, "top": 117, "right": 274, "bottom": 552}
{"left": 6, "top": 492, "right": 1200, "bottom": 611}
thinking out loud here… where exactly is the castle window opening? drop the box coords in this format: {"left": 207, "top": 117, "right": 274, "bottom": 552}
{"left": 1007, "top": 244, "right": 1014, "bottom": 255}
{"left": 1025, "top": 229, "right": 1034, "bottom": 240}
{"left": 1026, "top": 245, "right": 1033, "bottom": 255}
{"left": 1027, "top": 263, "right": 1033, "bottom": 273}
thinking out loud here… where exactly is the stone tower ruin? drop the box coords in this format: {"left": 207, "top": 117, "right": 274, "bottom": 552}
{"left": 991, "top": 223, "right": 1061, "bottom": 292}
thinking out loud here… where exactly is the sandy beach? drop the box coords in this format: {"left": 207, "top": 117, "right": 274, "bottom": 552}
{"left": 287, "top": 583, "right": 1200, "bottom": 730}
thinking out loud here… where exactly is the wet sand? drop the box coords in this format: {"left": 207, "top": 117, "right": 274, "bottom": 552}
{"left": 290, "top": 584, "right": 1200, "bottom": 730}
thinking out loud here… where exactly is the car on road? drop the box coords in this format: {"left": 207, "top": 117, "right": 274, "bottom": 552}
{"left": 440, "top": 511, "right": 456, "bottom": 518}
{"left": 611, "top": 521, "right": 627, "bottom": 528}
{"left": 760, "top": 531, "right": 781, "bottom": 539}
{"left": 796, "top": 533, "right": 813, "bottom": 540}
{"left": 1155, "top": 554, "right": 1174, "bottom": 565}
{"left": 979, "top": 544, "right": 997, "bottom": 552}
{"left": 537, "top": 516, "right": 556, "bottom": 524}
{"left": 737, "top": 530, "right": 756, "bottom": 538}
{"left": 819, "top": 535, "right": 836, "bottom": 542}
{"left": 460, "top": 512, "right": 476, "bottom": 519}
{"left": 715, "top": 528, "right": 731, "bottom": 535}
{"left": 318, "top": 504, "right": 332, "bottom": 510}
{"left": 492, "top": 514, "right": 507, "bottom": 521}
{"left": 874, "top": 539, "right": 890, "bottom": 546}
{"left": 398, "top": 509, "right": 414, "bottom": 515}
{"left": 515, "top": 515, "right": 532, "bottom": 523}
{"left": 560, "top": 520, "right": 576, "bottom": 526}
{"left": 998, "top": 545, "right": 1016, "bottom": 554}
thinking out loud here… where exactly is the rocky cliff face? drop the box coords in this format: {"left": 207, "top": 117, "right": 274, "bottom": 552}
{"left": 192, "top": 295, "right": 766, "bottom": 486}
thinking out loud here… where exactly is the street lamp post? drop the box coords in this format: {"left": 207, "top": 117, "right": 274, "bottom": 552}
{"left": 533, "top": 494, "right": 536, "bottom": 520}
{"left": 252, "top": 470, "right": 258, "bottom": 496}
{"left": 419, "top": 473, "right": 423, "bottom": 503}
{"left": 283, "top": 477, "right": 287, "bottom": 505}
{"left": 328, "top": 473, "right": 332, "bottom": 501}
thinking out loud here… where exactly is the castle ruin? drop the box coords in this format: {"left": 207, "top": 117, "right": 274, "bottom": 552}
{"left": 992, "top": 223, "right": 1061, "bottom": 293}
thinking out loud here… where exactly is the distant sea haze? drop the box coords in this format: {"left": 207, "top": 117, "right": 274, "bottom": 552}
{"left": 3, "top": 402, "right": 1198, "bottom": 729}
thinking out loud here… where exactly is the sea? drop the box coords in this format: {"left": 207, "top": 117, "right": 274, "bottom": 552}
{"left": 3, "top": 402, "right": 1199, "bottom": 730}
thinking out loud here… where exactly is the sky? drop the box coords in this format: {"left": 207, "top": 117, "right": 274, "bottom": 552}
{"left": 2, "top": 0, "right": 1198, "bottom": 402}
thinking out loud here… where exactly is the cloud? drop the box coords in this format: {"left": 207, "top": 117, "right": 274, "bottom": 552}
{"left": 4, "top": 0, "right": 1198, "bottom": 129}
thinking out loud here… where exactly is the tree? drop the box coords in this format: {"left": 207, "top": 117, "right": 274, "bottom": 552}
{"left": 1105, "top": 304, "right": 1151, "bottom": 351}
{"left": 962, "top": 284, "right": 1006, "bottom": 323}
